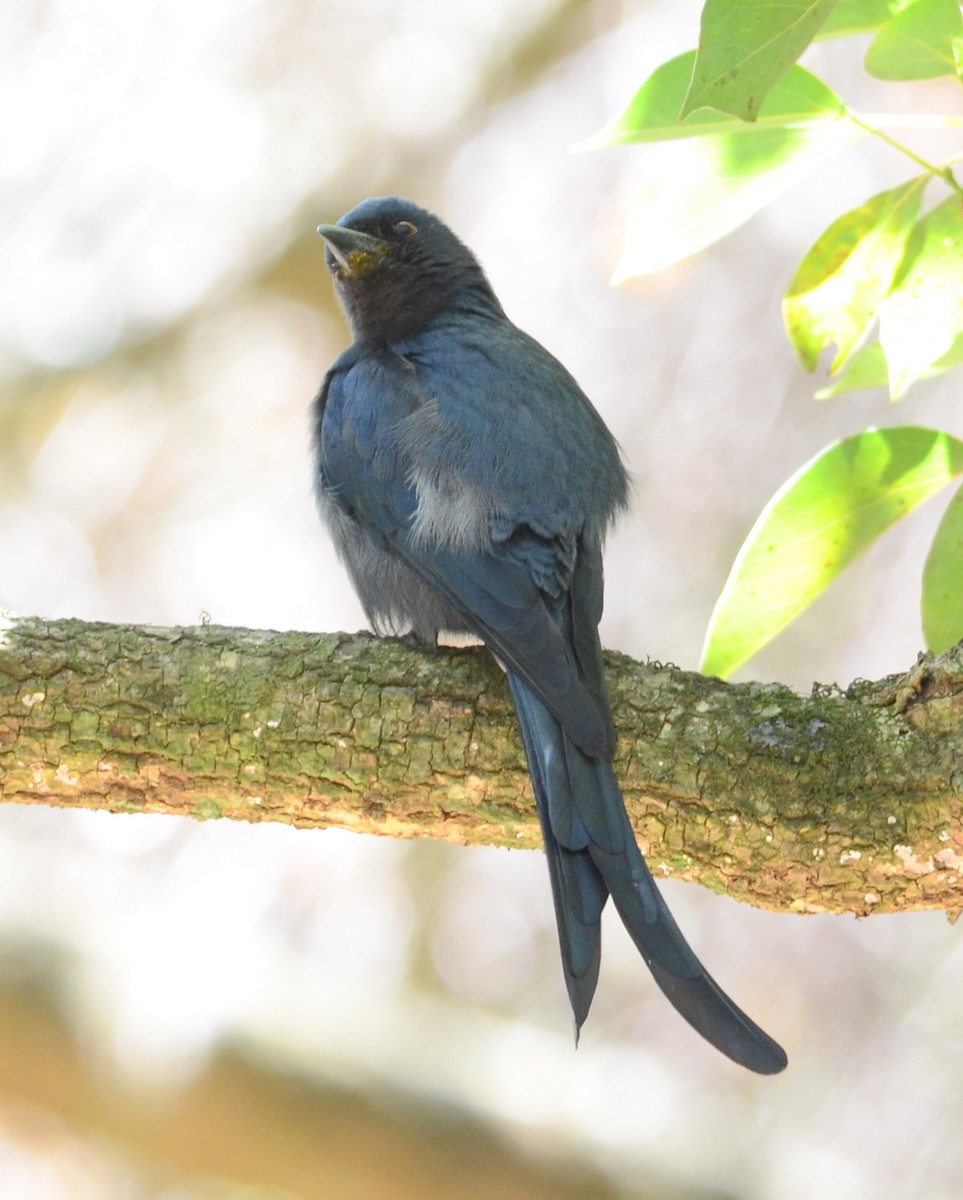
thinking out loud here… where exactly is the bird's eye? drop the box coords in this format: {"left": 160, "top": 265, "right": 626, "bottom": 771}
{"left": 392, "top": 220, "right": 417, "bottom": 237}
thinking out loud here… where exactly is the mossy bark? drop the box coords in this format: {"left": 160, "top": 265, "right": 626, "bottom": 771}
{"left": 1, "top": 614, "right": 962, "bottom": 916}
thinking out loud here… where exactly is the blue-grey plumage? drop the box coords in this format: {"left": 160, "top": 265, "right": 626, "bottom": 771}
{"left": 313, "top": 196, "right": 787, "bottom": 1074}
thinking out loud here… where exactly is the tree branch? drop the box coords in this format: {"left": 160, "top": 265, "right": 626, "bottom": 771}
{"left": 1, "top": 614, "right": 961, "bottom": 916}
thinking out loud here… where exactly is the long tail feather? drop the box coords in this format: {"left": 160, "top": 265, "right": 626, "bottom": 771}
{"left": 511, "top": 674, "right": 605, "bottom": 1032}
{"left": 509, "top": 672, "right": 787, "bottom": 1074}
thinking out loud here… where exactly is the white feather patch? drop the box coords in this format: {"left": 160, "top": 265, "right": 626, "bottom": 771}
{"left": 409, "top": 467, "right": 492, "bottom": 552}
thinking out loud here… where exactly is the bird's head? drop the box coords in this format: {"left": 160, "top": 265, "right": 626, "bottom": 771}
{"left": 317, "top": 196, "right": 502, "bottom": 343}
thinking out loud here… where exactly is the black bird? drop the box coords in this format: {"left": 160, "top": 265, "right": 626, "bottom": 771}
{"left": 312, "top": 196, "right": 787, "bottom": 1074}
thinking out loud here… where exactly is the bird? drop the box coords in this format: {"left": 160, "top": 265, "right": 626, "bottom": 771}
{"left": 312, "top": 195, "right": 787, "bottom": 1074}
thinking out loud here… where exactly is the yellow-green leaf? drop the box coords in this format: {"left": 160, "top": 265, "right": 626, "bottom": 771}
{"left": 865, "top": 0, "right": 963, "bottom": 81}
{"left": 815, "top": 331, "right": 963, "bottom": 397}
{"left": 922, "top": 479, "right": 963, "bottom": 651}
{"left": 701, "top": 426, "right": 963, "bottom": 678}
{"left": 580, "top": 55, "right": 856, "bottom": 277}
{"left": 612, "top": 124, "right": 858, "bottom": 278}
{"left": 879, "top": 198, "right": 963, "bottom": 399}
{"left": 681, "top": 0, "right": 841, "bottom": 122}
{"left": 784, "top": 176, "right": 927, "bottom": 372}
{"left": 819, "top": 0, "right": 910, "bottom": 38}
{"left": 579, "top": 54, "right": 847, "bottom": 149}
{"left": 814, "top": 342, "right": 891, "bottom": 396}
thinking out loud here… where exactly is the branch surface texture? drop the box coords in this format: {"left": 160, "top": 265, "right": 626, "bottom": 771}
{"left": 1, "top": 614, "right": 962, "bottom": 915}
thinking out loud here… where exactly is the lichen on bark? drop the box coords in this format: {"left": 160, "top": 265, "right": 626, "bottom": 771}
{"left": 1, "top": 614, "right": 962, "bottom": 916}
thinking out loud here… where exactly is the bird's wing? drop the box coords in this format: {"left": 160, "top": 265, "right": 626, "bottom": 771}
{"left": 320, "top": 354, "right": 613, "bottom": 757}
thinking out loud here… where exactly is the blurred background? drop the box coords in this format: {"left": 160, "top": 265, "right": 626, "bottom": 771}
{"left": 2, "top": 0, "right": 963, "bottom": 1196}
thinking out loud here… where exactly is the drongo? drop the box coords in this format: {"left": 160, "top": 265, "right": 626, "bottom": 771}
{"left": 312, "top": 196, "right": 786, "bottom": 1074}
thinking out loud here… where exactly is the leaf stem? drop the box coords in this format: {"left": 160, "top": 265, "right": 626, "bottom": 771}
{"left": 846, "top": 110, "right": 963, "bottom": 198}
{"left": 853, "top": 113, "right": 963, "bottom": 129}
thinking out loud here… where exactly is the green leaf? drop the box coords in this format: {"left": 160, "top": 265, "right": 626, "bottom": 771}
{"left": 681, "top": 0, "right": 842, "bottom": 122}
{"left": 814, "top": 341, "right": 891, "bottom": 395}
{"left": 865, "top": 0, "right": 963, "bottom": 80}
{"left": 815, "top": 331, "right": 963, "bottom": 397}
{"left": 612, "top": 123, "right": 858, "bottom": 278}
{"left": 579, "top": 54, "right": 847, "bottom": 148}
{"left": 879, "top": 197, "right": 963, "bottom": 398}
{"left": 818, "top": 0, "right": 910, "bottom": 37}
{"left": 701, "top": 426, "right": 963, "bottom": 678}
{"left": 579, "top": 56, "right": 856, "bottom": 276}
{"left": 784, "top": 176, "right": 927, "bottom": 372}
{"left": 922, "top": 479, "right": 963, "bottom": 651}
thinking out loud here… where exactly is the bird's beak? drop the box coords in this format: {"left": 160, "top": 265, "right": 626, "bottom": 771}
{"left": 316, "top": 224, "right": 389, "bottom": 279}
